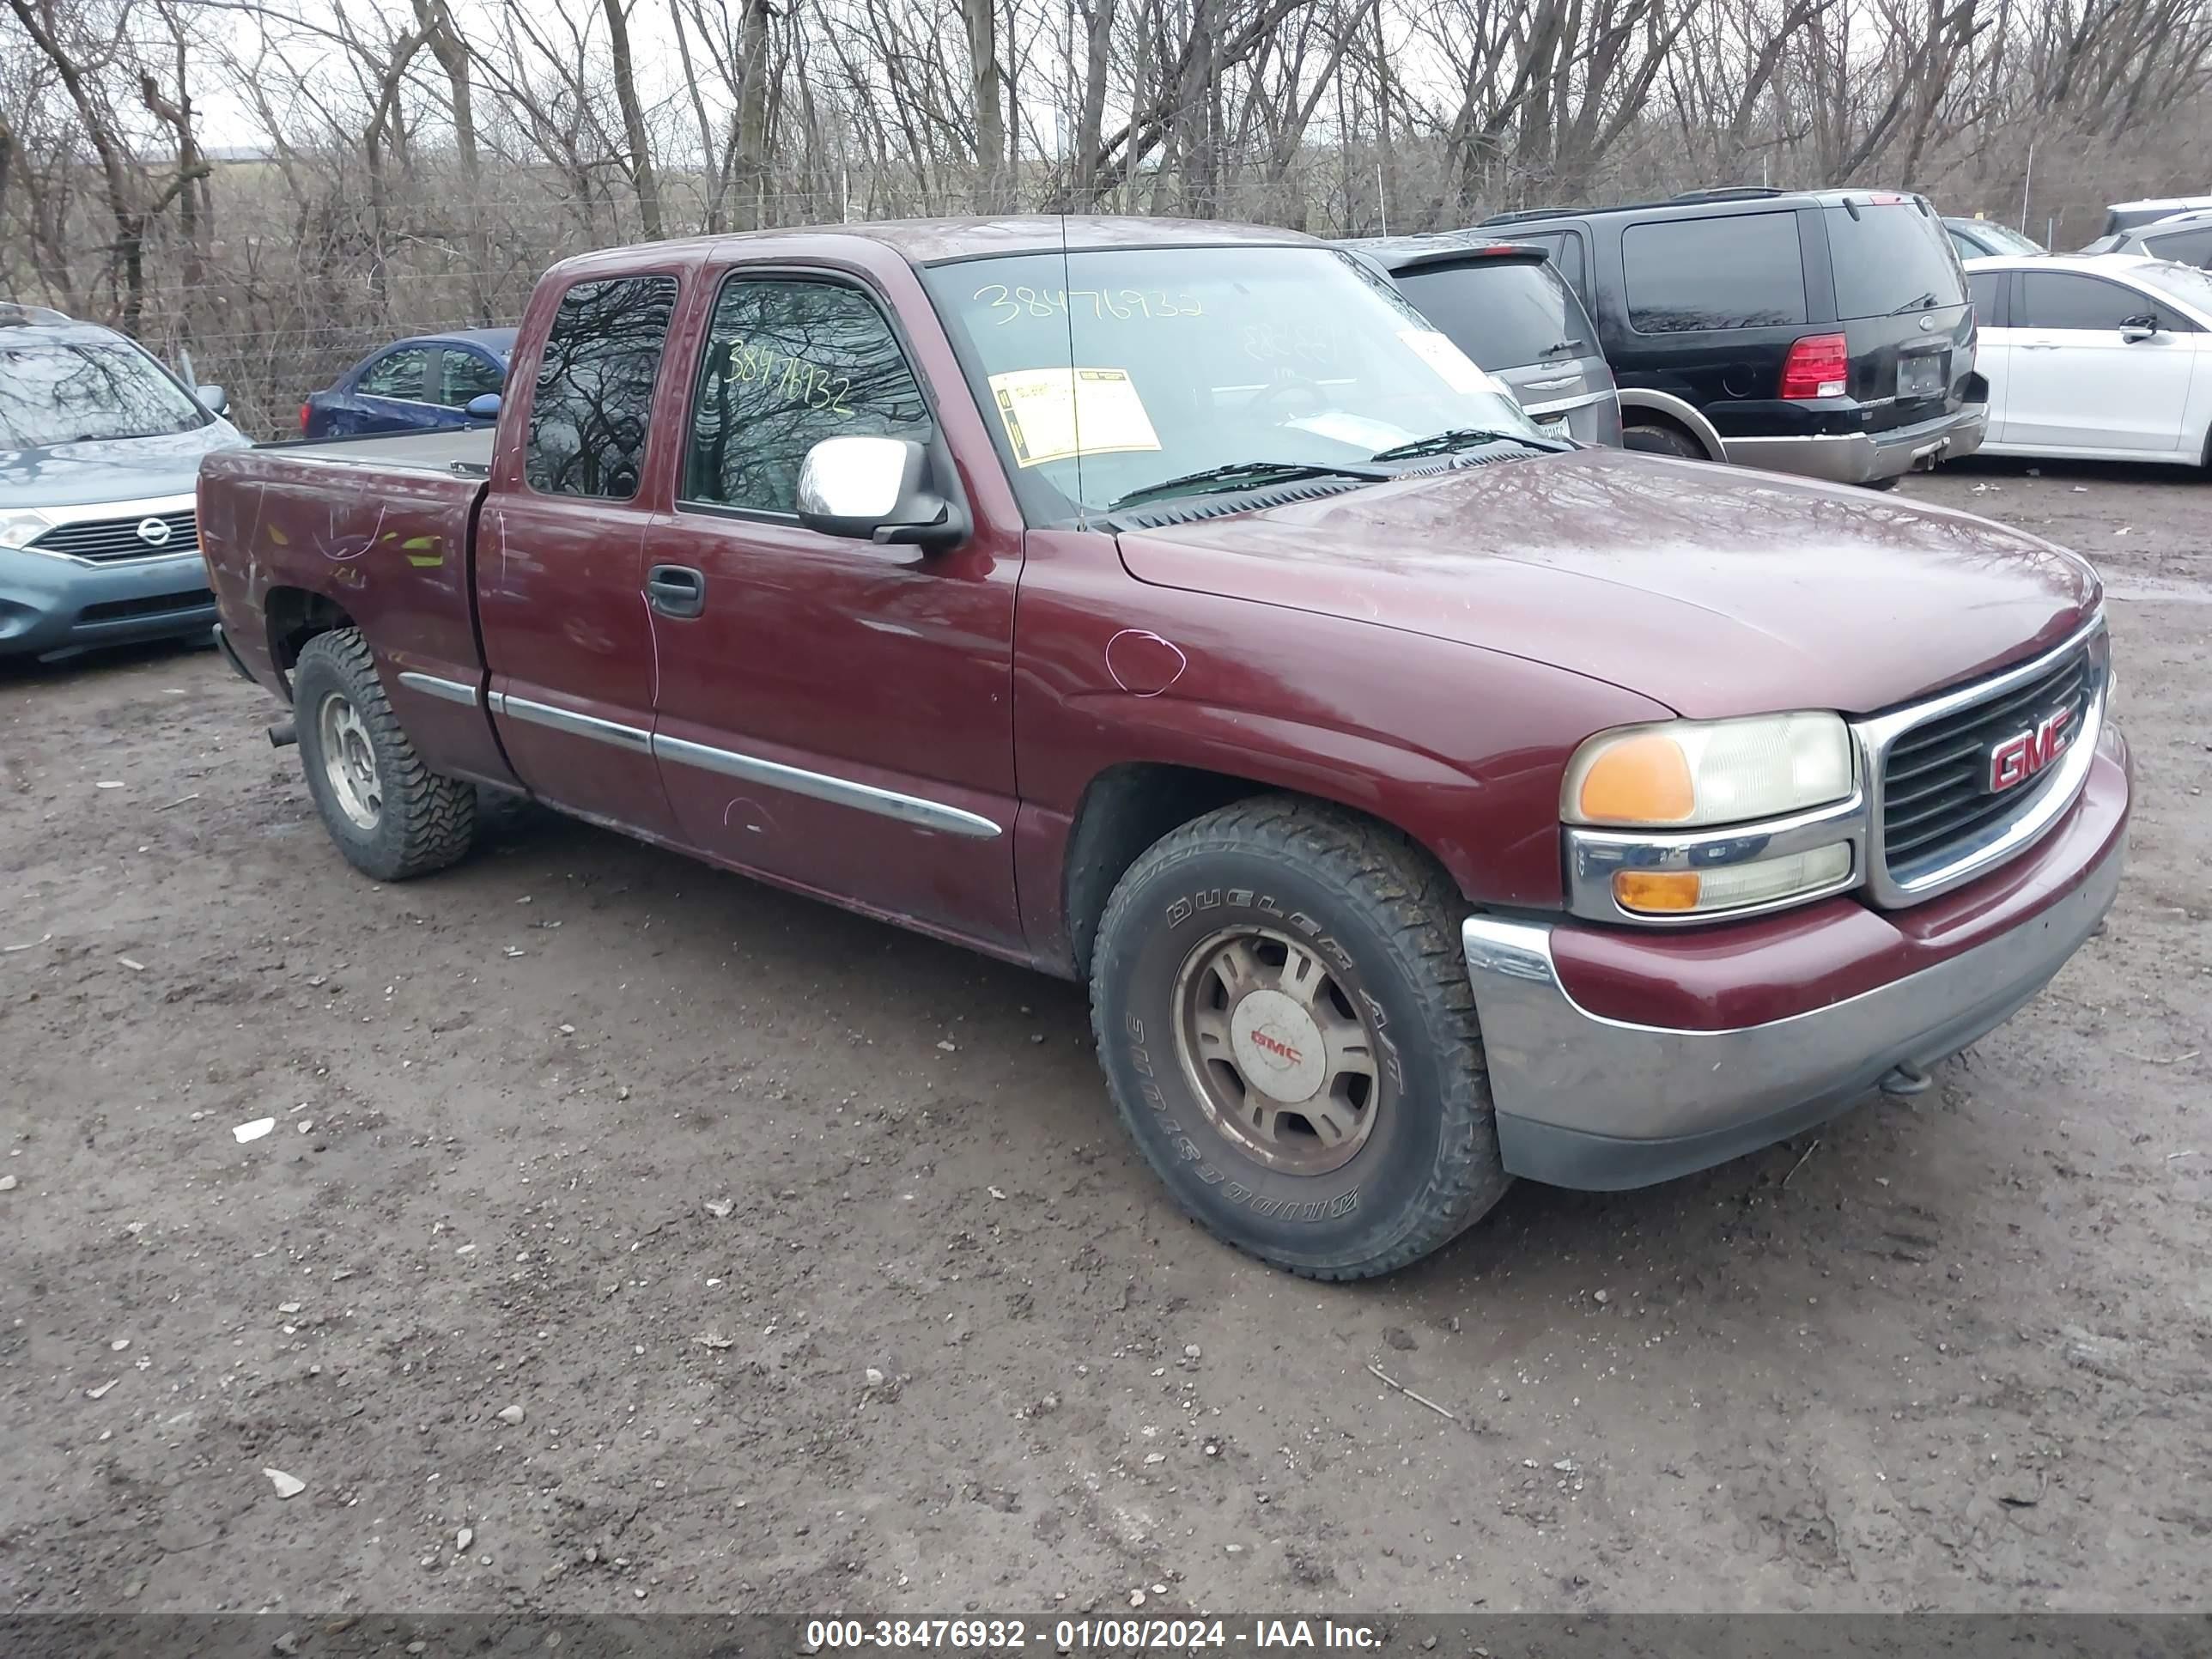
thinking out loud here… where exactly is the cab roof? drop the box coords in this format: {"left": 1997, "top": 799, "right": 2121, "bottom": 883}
{"left": 544, "top": 215, "right": 1320, "bottom": 283}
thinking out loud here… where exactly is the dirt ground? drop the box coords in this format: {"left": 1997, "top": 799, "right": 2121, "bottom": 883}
{"left": 3, "top": 457, "right": 2207, "bottom": 1620}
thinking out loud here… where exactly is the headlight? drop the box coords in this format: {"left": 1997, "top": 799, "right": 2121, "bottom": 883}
{"left": 1562, "top": 712, "right": 1864, "bottom": 923}
{"left": 0, "top": 508, "right": 55, "bottom": 551}
{"left": 1562, "top": 712, "right": 1855, "bottom": 828}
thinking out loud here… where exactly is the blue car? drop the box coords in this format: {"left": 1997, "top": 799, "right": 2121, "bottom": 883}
{"left": 300, "top": 327, "right": 516, "bottom": 440}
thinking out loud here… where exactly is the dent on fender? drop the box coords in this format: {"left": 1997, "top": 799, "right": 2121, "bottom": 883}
{"left": 1104, "top": 629, "right": 1188, "bottom": 697}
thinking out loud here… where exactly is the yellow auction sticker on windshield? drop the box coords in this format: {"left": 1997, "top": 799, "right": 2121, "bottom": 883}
{"left": 988, "top": 367, "right": 1162, "bottom": 468}
{"left": 1397, "top": 329, "right": 1506, "bottom": 398}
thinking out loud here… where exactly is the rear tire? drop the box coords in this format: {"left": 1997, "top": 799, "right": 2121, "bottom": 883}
{"left": 1623, "top": 421, "right": 1707, "bottom": 460}
{"left": 292, "top": 627, "right": 477, "bottom": 882}
{"left": 1089, "top": 797, "right": 1510, "bottom": 1279}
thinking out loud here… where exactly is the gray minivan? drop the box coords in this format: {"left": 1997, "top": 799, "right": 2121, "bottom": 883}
{"left": 1340, "top": 234, "right": 1624, "bottom": 446}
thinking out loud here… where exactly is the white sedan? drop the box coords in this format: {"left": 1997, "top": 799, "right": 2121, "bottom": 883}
{"left": 1962, "top": 252, "right": 2212, "bottom": 466}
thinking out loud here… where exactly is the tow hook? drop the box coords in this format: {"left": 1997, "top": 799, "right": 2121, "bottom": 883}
{"left": 267, "top": 718, "right": 297, "bottom": 749}
{"left": 1880, "top": 1061, "right": 1933, "bottom": 1097}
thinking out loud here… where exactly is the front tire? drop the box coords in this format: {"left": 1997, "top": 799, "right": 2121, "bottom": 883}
{"left": 292, "top": 627, "right": 476, "bottom": 881}
{"left": 1089, "top": 798, "right": 1510, "bottom": 1279}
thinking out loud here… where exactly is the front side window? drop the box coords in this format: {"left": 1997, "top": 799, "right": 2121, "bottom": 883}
{"left": 360, "top": 348, "right": 430, "bottom": 400}
{"left": 526, "top": 276, "right": 678, "bottom": 500}
{"left": 684, "top": 276, "right": 932, "bottom": 514}
{"left": 921, "top": 245, "right": 1540, "bottom": 525}
{"left": 441, "top": 351, "right": 507, "bottom": 406}
{"left": 0, "top": 340, "right": 210, "bottom": 449}
{"left": 1623, "top": 213, "right": 1808, "bottom": 332}
{"left": 2018, "top": 273, "right": 2148, "bottom": 331}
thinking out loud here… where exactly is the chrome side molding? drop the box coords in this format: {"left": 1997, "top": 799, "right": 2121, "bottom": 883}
{"left": 397, "top": 671, "right": 482, "bottom": 708}
{"left": 486, "top": 692, "right": 1000, "bottom": 840}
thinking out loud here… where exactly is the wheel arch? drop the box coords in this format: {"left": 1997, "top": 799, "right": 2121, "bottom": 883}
{"left": 1616, "top": 389, "right": 1728, "bottom": 460}
{"left": 1056, "top": 758, "right": 1469, "bottom": 981}
{"left": 262, "top": 586, "right": 360, "bottom": 698}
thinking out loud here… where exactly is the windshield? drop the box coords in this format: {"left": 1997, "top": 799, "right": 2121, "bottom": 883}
{"left": 1390, "top": 258, "right": 1594, "bottom": 368}
{"left": 2133, "top": 260, "right": 2212, "bottom": 318}
{"left": 1972, "top": 222, "right": 2043, "bottom": 255}
{"left": 0, "top": 339, "right": 209, "bottom": 450}
{"left": 1826, "top": 203, "right": 1967, "bottom": 318}
{"left": 921, "top": 246, "right": 1540, "bottom": 521}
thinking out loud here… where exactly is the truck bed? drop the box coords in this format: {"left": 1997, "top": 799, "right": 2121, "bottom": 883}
{"left": 261, "top": 426, "right": 495, "bottom": 477}
{"left": 199, "top": 428, "right": 503, "bottom": 788}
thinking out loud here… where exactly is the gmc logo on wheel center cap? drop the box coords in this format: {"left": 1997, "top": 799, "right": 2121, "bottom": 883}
{"left": 1987, "top": 706, "right": 2075, "bottom": 794}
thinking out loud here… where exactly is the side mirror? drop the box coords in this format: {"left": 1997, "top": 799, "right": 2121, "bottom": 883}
{"left": 196, "top": 384, "right": 228, "bottom": 416}
{"left": 2120, "top": 314, "right": 2159, "bottom": 343}
{"left": 795, "top": 434, "right": 960, "bottom": 550}
{"left": 465, "top": 392, "right": 502, "bottom": 420}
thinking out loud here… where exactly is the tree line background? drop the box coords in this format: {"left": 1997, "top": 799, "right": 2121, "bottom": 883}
{"left": 4, "top": 0, "right": 2209, "bottom": 437}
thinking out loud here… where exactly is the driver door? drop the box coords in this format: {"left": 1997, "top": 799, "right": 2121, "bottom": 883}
{"left": 637, "top": 266, "right": 1026, "bottom": 953}
{"left": 2006, "top": 271, "right": 2197, "bottom": 454}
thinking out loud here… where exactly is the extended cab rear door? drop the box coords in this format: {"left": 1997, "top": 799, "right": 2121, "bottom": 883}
{"left": 477, "top": 270, "right": 687, "bottom": 839}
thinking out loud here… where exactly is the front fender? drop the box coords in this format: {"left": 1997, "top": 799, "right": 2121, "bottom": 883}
{"left": 1010, "top": 535, "right": 1673, "bottom": 961}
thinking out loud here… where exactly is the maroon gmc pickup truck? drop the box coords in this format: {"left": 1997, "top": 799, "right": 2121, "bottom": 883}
{"left": 199, "top": 216, "right": 2129, "bottom": 1280}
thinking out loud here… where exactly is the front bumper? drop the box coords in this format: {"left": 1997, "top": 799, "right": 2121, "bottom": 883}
{"left": 1463, "top": 726, "right": 2126, "bottom": 1190}
{"left": 1723, "top": 399, "right": 1988, "bottom": 484}
{"left": 0, "top": 545, "right": 216, "bottom": 659}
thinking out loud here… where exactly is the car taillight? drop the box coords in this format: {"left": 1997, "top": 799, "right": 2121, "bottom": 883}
{"left": 299, "top": 403, "right": 312, "bottom": 433}
{"left": 1780, "top": 333, "right": 1849, "bottom": 400}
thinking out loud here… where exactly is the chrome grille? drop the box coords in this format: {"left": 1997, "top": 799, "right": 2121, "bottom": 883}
{"left": 28, "top": 508, "right": 198, "bottom": 562}
{"left": 1875, "top": 635, "right": 2100, "bottom": 891}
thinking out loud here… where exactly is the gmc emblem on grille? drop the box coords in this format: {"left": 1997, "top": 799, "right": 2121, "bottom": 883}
{"left": 1987, "top": 707, "right": 2074, "bottom": 793}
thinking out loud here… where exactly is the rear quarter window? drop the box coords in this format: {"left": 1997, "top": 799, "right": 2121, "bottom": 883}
{"left": 1826, "top": 203, "right": 1966, "bottom": 319}
{"left": 2143, "top": 227, "right": 2212, "bottom": 268}
{"left": 526, "top": 275, "right": 679, "bottom": 501}
{"left": 1623, "top": 213, "right": 1807, "bottom": 332}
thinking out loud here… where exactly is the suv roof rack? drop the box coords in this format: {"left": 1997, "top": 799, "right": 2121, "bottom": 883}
{"left": 1480, "top": 187, "right": 1826, "bottom": 227}
{"left": 1668, "top": 186, "right": 1790, "bottom": 204}
{"left": 0, "top": 301, "right": 71, "bottom": 326}
{"left": 1475, "top": 207, "right": 1589, "bottom": 227}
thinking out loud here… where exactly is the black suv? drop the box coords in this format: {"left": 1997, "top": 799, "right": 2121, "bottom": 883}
{"left": 1478, "top": 188, "right": 1987, "bottom": 485}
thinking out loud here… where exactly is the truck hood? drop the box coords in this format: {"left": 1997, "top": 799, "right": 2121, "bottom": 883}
{"left": 1115, "top": 448, "right": 2100, "bottom": 719}
{"left": 0, "top": 420, "right": 248, "bottom": 510}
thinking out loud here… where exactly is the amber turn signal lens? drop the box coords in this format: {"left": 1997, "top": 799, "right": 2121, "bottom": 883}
{"left": 1577, "top": 733, "right": 1695, "bottom": 824}
{"left": 1612, "top": 870, "right": 1702, "bottom": 912}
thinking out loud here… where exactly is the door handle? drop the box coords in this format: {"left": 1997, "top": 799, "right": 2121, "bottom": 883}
{"left": 647, "top": 564, "right": 705, "bottom": 619}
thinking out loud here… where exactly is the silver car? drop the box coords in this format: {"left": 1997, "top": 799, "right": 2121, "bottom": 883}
{"left": 1340, "top": 234, "right": 1624, "bottom": 446}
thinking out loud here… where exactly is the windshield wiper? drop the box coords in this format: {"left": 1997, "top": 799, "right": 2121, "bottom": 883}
{"left": 1888, "top": 290, "right": 1940, "bottom": 314}
{"left": 1108, "top": 459, "right": 1391, "bottom": 511}
{"left": 1536, "top": 338, "right": 1587, "bottom": 358}
{"left": 1368, "top": 426, "right": 1570, "bottom": 462}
